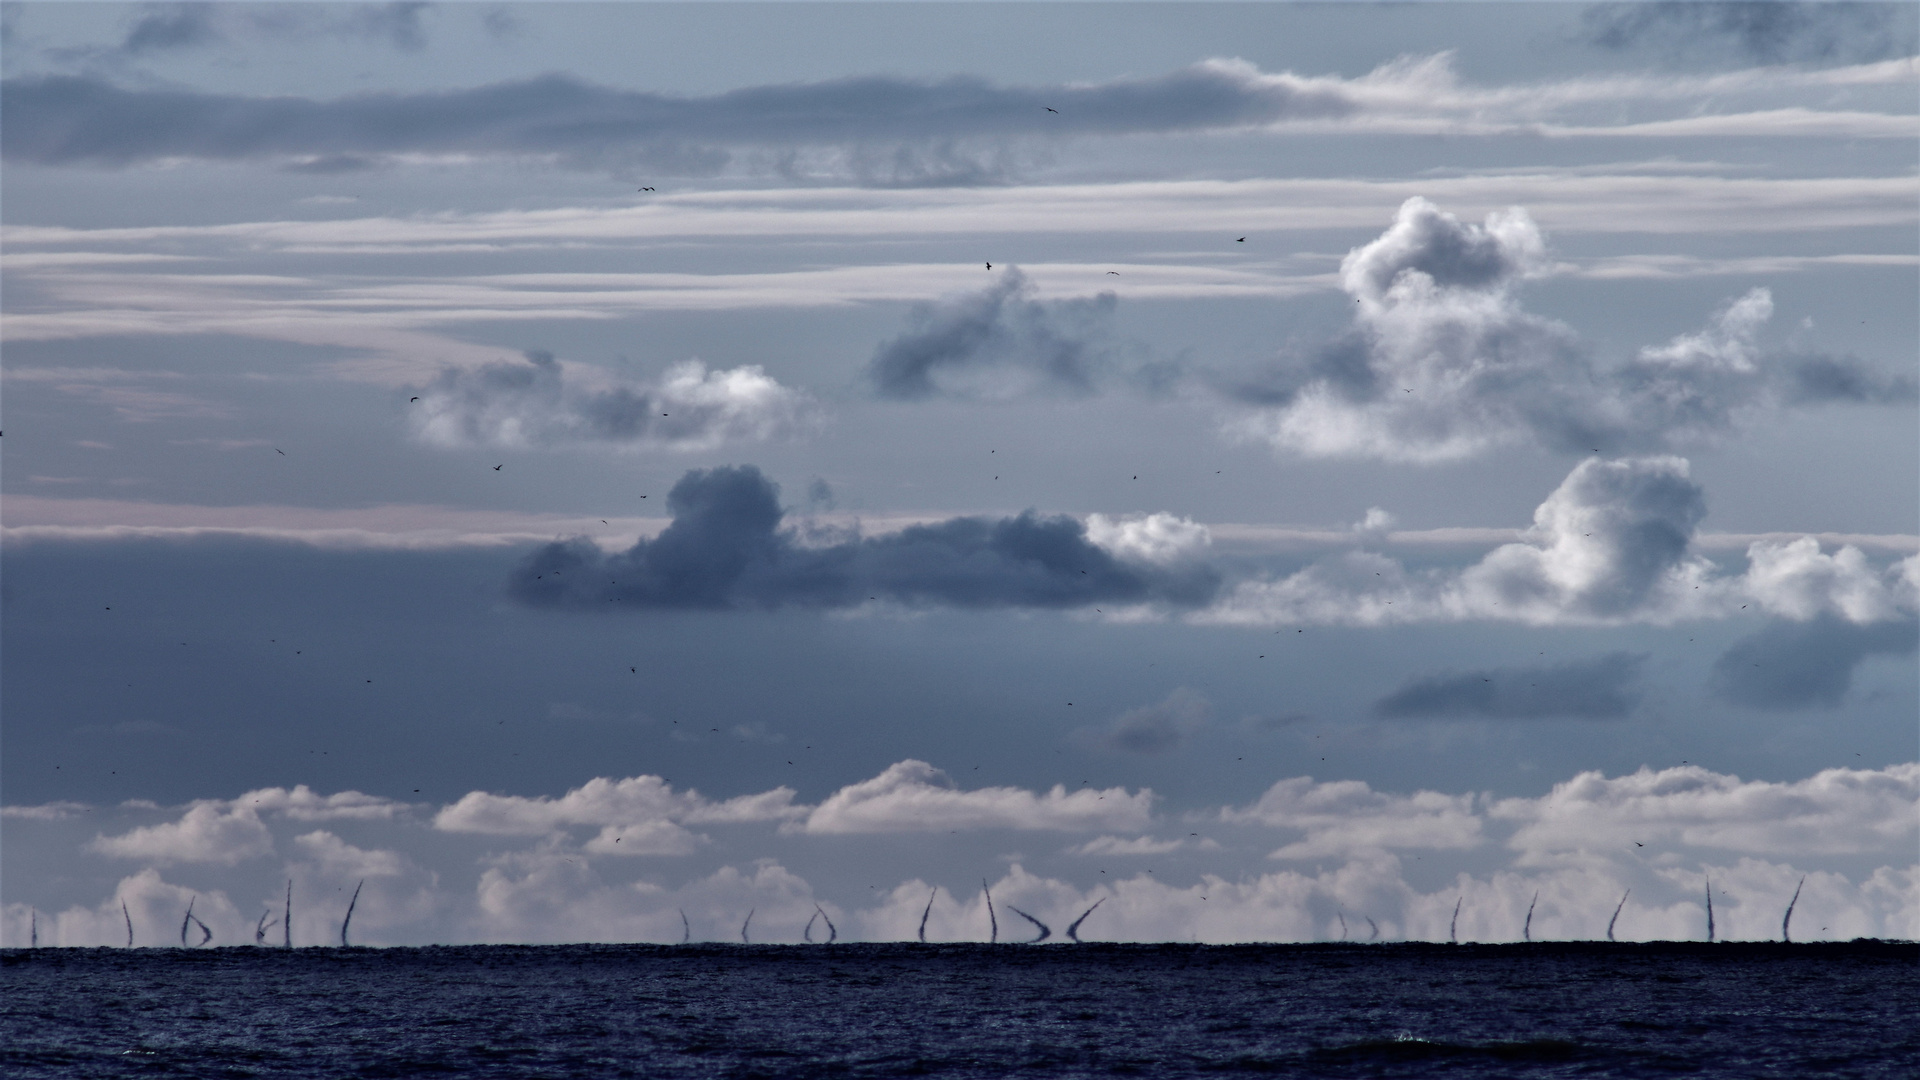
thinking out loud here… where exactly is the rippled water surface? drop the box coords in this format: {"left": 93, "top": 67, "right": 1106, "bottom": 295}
{"left": 5, "top": 942, "right": 1916, "bottom": 1078}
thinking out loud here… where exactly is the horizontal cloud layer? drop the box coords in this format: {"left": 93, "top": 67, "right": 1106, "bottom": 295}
{"left": 1228, "top": 198, "right": 1916, "bottom": 461}
{"left": 509, "top": 465, "right": 1221, "bottom": 611}
{"left": 10, "top": 760, "right": 1913, "bottom": 945}
{"left": 1205, "top": 455, "right": 1920, "bottom": 628}
{"left": 6, "top": 54, "right": 1910, "bottom": 177}
{"left": 410, "top": 352, "right": 811, "bottom": 451}
{"left": 1373, "top": 652, "right": 1648, "bottom": 720}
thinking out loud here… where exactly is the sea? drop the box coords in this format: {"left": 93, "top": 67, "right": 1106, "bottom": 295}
{"left": 4, "top": 942, "right": 1916, "bottom": 1078}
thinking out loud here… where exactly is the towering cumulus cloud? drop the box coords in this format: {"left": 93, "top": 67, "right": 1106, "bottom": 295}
{"left": 1208, "top": 455, "right": 1919, "bottom": 628}
{"left": 411, "top": 352, "right": 809, "bottom": 450}
{"left": 510, "top": 466, "right": 1219, "bottom": 611}
{"left": 1230, "top": 198, "right": 1915, "bottom": 461}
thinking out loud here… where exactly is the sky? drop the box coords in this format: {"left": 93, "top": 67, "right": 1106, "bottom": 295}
{"left": 2, "top": 1, "right": 1915, "bottom": 948}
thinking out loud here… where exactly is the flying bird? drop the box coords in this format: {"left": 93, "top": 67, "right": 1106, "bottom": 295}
{"left": 493, "top": 464, "right": 502, "bottom": 471}
{"left": 276, "top": 449, "right": 285, "bottom": 455}
{"left": 1236, "top": 237, "right": 1245, "bottom": 242}
{"left": 986, "top": 262, "right": 992, "bottom": 270}
{"left": 1045, "top": 107, "right": 1058, "bottom": 113}
{"left": 1107, "top": 271, "right": 1120, "bottom": 275}
{"left": 639, "top": 187, "right": 655, "bottom": 191}
{"left": 410, "top": 396, "right": 419, "bottom": 402}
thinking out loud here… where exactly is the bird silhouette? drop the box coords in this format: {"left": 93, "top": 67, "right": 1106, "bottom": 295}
{"left": 1044, "top": 107, "right": 1058, "bottom": 113}
{"left": 1107, "top": 270, "right": 1120, "bottom": 275}
{"left": 410, "top": 396, "right": 419, "bottom": 402}
{"left": 1236, "top": 237, "right": 1245, "bottom": 242}
{"left": 493, "top": 464, "right": 502, "bottom": 471}
{"left": 986, "top": 262, "right": 992, "bottom": 270}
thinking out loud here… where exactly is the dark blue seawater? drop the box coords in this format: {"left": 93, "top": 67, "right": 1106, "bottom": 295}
{"left": 4, "top": 942, "right": 1916, "bottom": 1078}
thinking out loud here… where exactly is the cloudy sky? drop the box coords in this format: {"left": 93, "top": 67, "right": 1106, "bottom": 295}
{"left": 3, "top": 1, "right": 1915, "bottom": 948}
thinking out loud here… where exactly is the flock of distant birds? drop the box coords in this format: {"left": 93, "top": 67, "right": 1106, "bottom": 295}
{"left": 20, "top": 873, "right": 1819, "bottom": 949}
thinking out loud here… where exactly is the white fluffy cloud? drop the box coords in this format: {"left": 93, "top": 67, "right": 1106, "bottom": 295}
{"left": 411, "top": 353, "right": 812, "bottom": 451}
{"left": 434, "top": 774, "right": 804, "bottom": 856}
{"left": 798, "top": 760, "right": 1154, "bottom": 834}
{"left": 1229, "top": 198, "right": 1913, "bottom": 461}
{"left": 1203, "top": 455, "right": 1919, "bottom": 627}
{"left": 1084, "top": 513, "right": 1212, "bottom": 566}
{"left": 1225, "top": 778, "right": 1484, "bottom": 859}
{"left": 12, "top": 760, "right": 1915, "bottom": 945}
{"left": 1493, "top": 763, "right": 1920, "bottom": 862}
{"left": 87, "top": 802, "right": 276, "bottom": 866}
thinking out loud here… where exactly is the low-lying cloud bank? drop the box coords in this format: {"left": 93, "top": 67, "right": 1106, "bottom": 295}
{"left": 410, "top": 352, "right": 811, "bottom": 451}
{"left": 509, "top": 465, "right": 1220, "bottom": 611}
{"left": 509, "top": 457, "right": 1918, "bottom": 635}
{"left": 5, "top": 760, "right": 1914, "bottom": 946}
{"left": 1204, "top": 455, "right": 1919, "bottom": 629}
{"left": 1224, "top": 198, "right": 1916, "bottom": 462}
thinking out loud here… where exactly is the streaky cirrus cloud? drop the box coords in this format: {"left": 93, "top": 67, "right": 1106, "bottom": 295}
{"left": 0, "top": 60, "right": 1354, "bottom": 174}
{"left": 1710, "top": 616, "right": 1920, "bottom": 710}
{"left": 4, "top": 54, "right": 1910, "bottom": 176}
{"left": 1226, "top": 198, "right": 1915, "bottom": 461}
{"left": 796, "top": 760, "right": 1153, "bottom": 835}
{"left": 1202, "top": 455, "right": 1920, "bottom": 628}
{"left": 867, "top": 267, "right": 1120, "bottom": 400}
{"left": 409, "top": 351, "right": 812, "bottom": 451}
{"left": 1373, "top": 652, "right": 1648, "bottom": 720}
{"left": 509, "top": 464, "right": 1221, "bottom": 612}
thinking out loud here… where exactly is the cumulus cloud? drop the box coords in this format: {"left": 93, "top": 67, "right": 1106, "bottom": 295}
{"left": 1227, "top": 199, "right": 1915, "bottom": 461}
{"left": 87, "top": 802, "right": 275, "bottom": 866}
{"left": 82, "top": 785, "right": 404, "bottom": 865}
{"left": 1203, "top": 455, "right": 1918, "bottom": 628}
{"left": 1225, "top": 777, "right": 1485, "bottom": 860}
{"left": 867, "top": 268, "right": 1120, "bottom": 399}
{"left": 510, "top": 464, "right": 1221, "bottom": 612}
{"left": 8, "top": 761, "right": 1916, "bottom": 944}
{"left": 1374, "top": 652, "right": 1647, "bottom": 720}
{"left": 1493, "top": 763, "right": 1920, "bottom": 861}
{"left": 1072, "top": 688, "right": 1211, "bottom": 755}
{"left": 410, "top": 352, "right": 810, "bottom": 451}
{"left": 799, "top": 760, "right": 1154, "bottom": 834}
{"left": 1711, "top": 616, "right": 1919, "bottom": 710}
{"left": 434, "top": 774, "right": 803, "bottom": 854}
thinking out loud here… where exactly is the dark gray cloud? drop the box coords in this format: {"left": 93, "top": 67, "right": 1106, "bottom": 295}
{"left": 1777, "top": 354, "right": 1920, "bottom": 406}
{"left": 868, "top": 269, "right": 1118, "bottom": 400}
{"left": 510, "top": 466, "right": 1221, "bottom": 611}
{"left": 122, "top": 4, "right": 224, "bottom": 54}
{"left": 409, "top": 352, "right": 809, "bottom": 451}
{"left": 1581, "top": 2, "right": 1908, "bottom": 65}
{"left": 1374, "top": 653, "right": 1647, "bottom": 720}
{"left": 0, "top": 62, "right": 1352, "bottom": 172}
{"left": 1074, "top": 689, "right": 1211, "bottom": 755}
{"left": 1711, "top": 617, "right": 1918, "bottom": 711}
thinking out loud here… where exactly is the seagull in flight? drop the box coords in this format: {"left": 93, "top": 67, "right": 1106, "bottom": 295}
{"left": 1107, "top": 271, "right": 1120, "bottom": 275}
{"left": 986, "top": 262, "right": 992, "bottom": 270}
{"left": 1044, "top": 107, "right": 1058, "bottom": 113}
{"left": 1236, "top": 237, "right": 1246, "bottom": 243}
{"left": 639, "top": 187, "right": 655, "bottom": 192}
{"left": 493, "top": 464, "right": 503, "bottom": 471}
